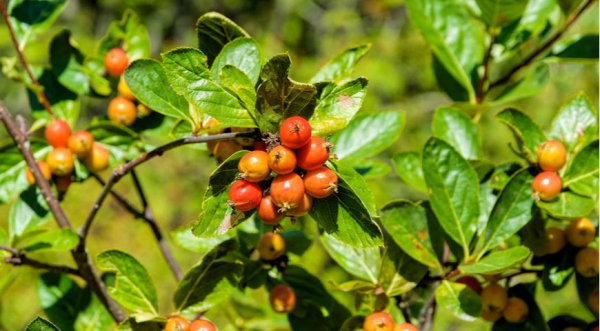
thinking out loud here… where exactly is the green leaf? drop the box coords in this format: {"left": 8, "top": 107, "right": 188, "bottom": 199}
{"left": 497, "top": 0, "right": 558, "bottom": 53}
{"left": 342, "top": 158, "right": 391, "bottom": 179}
{"left": 480, "top": 168, "right": 535, "bottom": 253}
{"left": 281, "top": 231, "right": 312, "bottom": 256}
{"left": 74, "top": 290, "right": 114, "bottom": 331}
{"left": 9, "top": 186, "right": 50, "bottom": 244}
{"left": 171, "top": 224, "right": 232, "bottom": 254}
{"left": 7, "top": 0, "right": 67, "bottom": 47}
{"left": 310, "top": 77, "right": 368, "bottom": 137}
{"left": 519, "top": 210, "right": 546, "bottom": 256}
{"left": 432, "top": 107, "right": 481, "bottom": 159}
{"left": 37, "top": 273, "right": 86, "bottom": 331}
{"left": 124, "top": 59, "right": 190, "bottom": 122}
{"left": 380, "top": 200, "right": 443, "bottom": 271}
{"left": 50, "top": 30, "right": 90, "bottom": 95}
{"left": 255, "top": 54, "right": 317, "bottom": 133}
{"left": 549, "top": 92, "right": 598, "bottom": 154}
{"left": 476, "top": 0, "right": 529, "bottom": 27}
{"left": 405, "top": 0, "right": 484, "bottom": 101}
{"left": 92, "top": 9, "right": 150, "bottom": 62}
{"left": 26, "top": 316, "right": 60, "bottom": 331}
{"left": 310, "top": 43, "right": 371, "bottom": 83}
{"left": 422, "top": 138, "right": 480, "bottom": 259}
{"left": 330, "top": 280, "right": 377, "bottom": 293}
{"left": 212, "top": 37, "right": 261, "bottom": 84}
{"left": 432, "top": 55, "right": 470, "bottom": 102}
{"left": 0, "top": 138, "right": 48, "bottom": 202}
{"left": 219, "top": 65, "right": 257, "bottom": 111}
{"left": 20, "top": 228, "right": 78, "bottom": 253}
{"left": 557, "top": 0, "right": 585, "bottom": 15}
{"left": 27, "top": 68, "right": 80, "bottom": 128}
{"left": 564, "top": 140, "right": 599, "bottom": 198}
{"left": 492, "top": 284, "right": 548, "bottom": 331}
{"left": 463, "top": 246, "right": 531, "bottom": 274}
{"left": 330, "top": 111, "right": 405, "bottom": 159}
{"left": 196, "top": 12, "right": 250, "bottom": 65}
{"left": 493, "top": 63, "right": 550, "bottom": 104}
{"left": 320, "top": 233, "right": 380, "bottom": 283}
{"left": 435, "top": 280, "right": 482, "bottom": 321}
{"left": 496, "top": 108, "right": 546, "bottom": 162}
{"left": 392, "top": 152, "right": 427, "bottom": 192}
{"left": 96, "top": 250, "right": 159, "bottom": 319}
{"left": 542, "top": 245, "right": 577, "bottom": 291}
{"left": 173, "top": 239, "right": 242, "bottom": 314}
{"left": 161, "top": 47, "right": 210, "bottom": 92}
{"left": 536, "top": 192, "right": 596, "bottom": 219}
{"left": 550, "top": 34, "right": 599, "bottom": 61}
{"left": 378, "top": 239, "right": 427, "bottom": 296}
{"left": 86, "top": 120, "right": 143, "bottom": 165}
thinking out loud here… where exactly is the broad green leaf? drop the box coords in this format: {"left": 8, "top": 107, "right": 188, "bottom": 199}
{"left": 50, "top": 30, "right": 89, "bottom": 95}
{"left": 219, "top": 65, "right": 257, "bottom": 111}
{"left": 380, "top": 200, "right": 443, "bottom": 271}
{"left": 161, "top": 48, "right": 210, "bottom": 93}
{"left": 171, "top": 224, "right": 231, "bottom": 254}
{"left": 96, "top": 250, "right": 159, "bottom": 319}
{"left": 196, "top": 12, "right": 250, "bottom": 65}
{"left": 432, "top": 107, "right": 481, "bottom": 159}
{"left": 26, "top": 316, "right": 60, "bottom": 331}
{"left": 330, "top": 280, "right": 377, "bottom": 293}
{"left": 549, "top": 93, "right": 598, "bottom": 153}
{"left": 432, "top": 55, "right": 470, "bottom": 101}
{"left": 0, "top": 139, "right": 50, "bottom": 204}
{"left": 9, "top": 187, "right": 50, "bottom": 244}
{"left": 496, "top": 108, "right": 546, "bottom": 162}
{"left": 37, "top": 273, "right": 86, "bottom": 331}
{"left": 480, "top": 168, "right": 535, "bottom": 253}
{"left": 93, "top": 9, "right": 150, "bottom": 62}
{"left": 492, "top": 284, "right": 548, "bottom": 331}
{"left": 550, "top": 34, "right": 599, "bottom": 61}
{"left": 310, "top": 43, "right": 371, "bottom": 83}
{"left": 392, "top": 152, "right": 427, "bottom": 192}
{"left": 493, "top": 63, "right": 550, "bottom": 104}
{"left": 124, "top": 60, "right": 190, "bottom": 122}
{"left": 564, "top": 140, "right": 599, "bottom": 198}
{"left": 20, "top": 228, "right": 78, "bottom": 253}
{"left": 330, "top": 111, "right": 405, "bottom": 159}
{"left": 463, "top": 246, "right": 531, "bottom": 274}
{"left": 255, "top": 54, "right": 317, "bottom": 133}
{"left": 405, "top": 0, "right": 484, "bottom": 101}
{"left": 282, "top": 231, "right": 313, "bottom": 256}
{"left": 476, "top": 0, "right": 529, "bottom": 27}
{"left": 27, "top": 68, "right": 80, "bottom": 128}
{"left": 536, "top": 192, "right": 596, "bottom": 219}
{"left": 422, "top": 138, "right": 480, "bottom": 258}
{"left": 7, "top": 0, "right": 67, "bottom": 47}
{"left": 378, "top": 239, "right": 427, "bottom": 296}
{"left": 542, "top": 245, "right": 576, "bottom": 291}
{"left": 343, "top": 158, "right": 392, "bottom": 179}
{"left": 435, "top": 280, "right": 482, "bottom": 321}
{"left": 310, "top": 77, "right": 368, "bottom": 137}
{"left": 212, "top": 37, "right": 261, "bottom": 84}
{"left": 74, "top": 291, "right": 114, "bottom": 331}
{"left": 320, "top": 233, "right": 380, "bottom": 283}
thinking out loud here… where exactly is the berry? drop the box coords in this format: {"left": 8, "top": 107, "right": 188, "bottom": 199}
{"left": 47, "top": 147, "right": 74, "bottom": 176}
{"left": 257, "top": 195, "right": 285, "bottom": 225}
{"left": 213, "top": 141, "right": 242, "bottom": 164}
{"left": 82, "top": 143, "right": 110, "bottom": 172}
{"left": 228, "top": 180, "right": 262, "bottom": 212}
{"left": 269, "top": 284, "right": 296, "bottom": 313}
{"left": 104, "top": 48, "right": 128, "bottom": 77}
{"left": 454, "top": 276, "right": 482, "bottom": 295}
{"left": 531, "top": 171, "right": 562, "bottom": 201}
{"left": 503, "top": 297, "right": 529, "bottom": 323}
{"left": 137, "top": 103, "right": 152, "bottom": 116}
{"left": 204, "top": 118, "right": 224, "bottom": 134}
{"left": 253, "top": 141, "right": 267, "bottom": 152}
{"left": 589, "top": 290, "right": 599, "bottom": 314}
{"left": 537, "top": 140, "right": 566, "bottom": 172}
{"left": 565, "top": 217, "right": 596, "bottom": 247}
{"left": 545, "top": 227, "right": 566, "bottom": 254}
{"left": 480, "top": 309, "right": 503, "bottom": 322}
{"left": 296, "top": 136, "right": 330, "bottom": 171}
{"left": 482, "top": 274, "right": 502, "bottom": 282}
{"left": 55, "top": 175, "right": 71, "bottom": 194}
{"left": 363, "top": 312, "right": 395, "bottom": 331}
{"left": 258, "top": 232, "right": 285, "bottom": 260}
{"left": 25, "top": 161, "right": 52, "bottom": 185}
{"left": 268, "top": 146, "right": 297, "bottom": 175}
{"left": 481, "top": 284, "right": 508, "bottom": 313}
{"left": 118, "top": 76, "right": 136, "bottom": 101}
{"left": 286, "top": 194, "right": 313, "bottom": 217}
{"left": 165, "top": 316, "right": 190, "bottom": 331}
{"left": 68, "top": 131, "right": 94, "bottom": 158}
{"left": 575, "top": 247, "right": 599, "bottom": 277}
{"left": 189, "top": 319, "right": 216, "bottom": 331}
{"left": 303, "top": 167, "right": 338, "bottom": 198}
{"left": 44, "top": 120, "right": 71, "bottom": 148}
{"left": 108, "top": 96, "right": 137, "bottom": 126}
{"left": 270, "top": 173, "right": 305, "bottom": 211}
{"left": 231, "top": 127, "right": 254, "bottom": 146}
{"left": 280, "top": 116, "right": 311, "bottom": 149}
{"left": 238, "top": 151, "right": 270, "bottom": 182}
{"left": 394, "top": 323, "right": 419, "bottom": 331}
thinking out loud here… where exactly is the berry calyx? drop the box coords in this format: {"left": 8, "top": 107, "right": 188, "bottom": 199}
{"left": 303, "top": 167, "right": 338, "bottom": 198}
{"left": 257, "top": 195, "right": 285, "bottom": 225}
{"left": 531, "top": 171, "right": 562, "bottom": 201}
{"left": 545, "top": 227, "right": 566, "bottom": 255}
{"left": 268, "top": 146, "right": 297, "bottom": 175}
{"left": 270, "top": 173, "right": 305, "bottom": 211}
{"left": 228, "top": 180, "right": 262, "bottom": 211}
{"left": 454, "top": 276, "right": 482, "bottom": 295}
{"left": 565, "top": 217, "right": 596, "bottom": 247}
{"left": 537, "top": 140, "right": 566, "bottom": 172}
{"left": 503, "top": 297, "right": 529, "bottom": 323}
{"left": 55, "top": 175, "right": 71, "bottom": 194}
{"left": 363, "top": 312, "right": 395, "bottom": 331}
{"left": 258, "top": 232, "right": 285, "bottom": 260}
{"left": 108, "top": 96, "right": 137, "bottom": 126}
{"left": 238, "top": 151, "right": 270, "bottom": 182}
{"left": 394, "top": 323, "right": 419, "bottom": 331}
{"left": 286, "top": 194, "right": 313, "bottom": 217}
{"left": 104, "top": 48, "right": 128, "bottom": 77}
{"left": 481, "top": 283, "right": 508, "bottom": 313}
{"left": 213, "top": 141, "right": 242, "bottom": 164}
{"left": 25, "top": 161, "right": 52, "bottom": 185}
{"left": 189, "top": 319, "right": 216, "bottom": 331}
{"left": 44, "top": 120, "right": 71, "bottom": 148}
{"left": 82, "top": 143, "right": 110, "bottom": 172}
{"left": 269, "top": 284, "right": 296, "bottom": 313}
{"left": 68, "top": 131, "right": 95, "bottom": 158}
{"left": 296, "top": 136, "right": 331, "bottom": 171}
{"left": 575, "top": 247, "right": 599, "bottom": 277}
{"left": 280, "top": 116, "right": 311, "bottom": 149}
{"left": 165, "top": 316, "right": 190, "bottom": 331}
{"left": 46, "top": 147, "right": 74, "bottom": 176}
{"left": 118, "top": 76, "right": 136, "bottom": 101}
{"left": 588, "top": 290, "right": 599, "bottom": 314}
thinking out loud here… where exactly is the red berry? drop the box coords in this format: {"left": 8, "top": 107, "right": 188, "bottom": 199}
{"left": 270, "top": 173, "right": 305, "bottom": 211}
{"left": 286, "top": 193, "right": 313, "bottom": 217}
{"left": 455, "top": 276, "right": 482, "bottom": 295}
{"left": 190, "top": 319, "right": 216, "bottom": 331}
{"left": 108, "top": 96, "right": 137, "bottom": 126}
{"left": 253, "top": 141, "right": 267, "bottom": 152}
{"left": 238, "top": 151, "right": 270, "bottom": 182}
{"left": 104, "top": 48, "right": 129, "bottom": 77}
{"left": 228, "top": 180, "right": 262, "bottom": 211}
{"left": 270, "top": 284, "right": 296, "bottom": 313}
{"left": 257, "top": 195, "right": 285, "bottom": 225}
{"left": 165, "top": 316, "right": 190, "bottom": 331}
{"left": 25, "top": 161, "right": 52, "bottom": 185}
{"left": 83, "top": 143, "right": 110, "bottom": 172}
{"left": 47, "top": 147, "right": 74, "bottom": 176}
{"left": 363, "top": 312, "right": 395, "bottom": 331}
{"left": 44, "top": 120, "right": 71, "bottom": 148}
{"left": 296, "top": 136, "right": 330, "bottom": 171}
{"left": 531, "top": 171, "right": 562, "bottom": 201}
{"left": 303, "top": 167, "right": 338, "bottom": 198}
{"left": 55, "top": 175, "right": 72, "bottom": 194}
{"left": 537, "top": 140, "right": 566, "bottom": 172}
{"left": 268, "top": 146, "right": 297, "bottom": 175}
{"left": 68, "top": 131, "right": 94, "bottom": 158}
{"left": 280, "top": 116, "right": 311, "bottom": 149}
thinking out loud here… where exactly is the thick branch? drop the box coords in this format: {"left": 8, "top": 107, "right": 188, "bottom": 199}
{"left": 5, "top": 254, "right": 80, "bottom": 276}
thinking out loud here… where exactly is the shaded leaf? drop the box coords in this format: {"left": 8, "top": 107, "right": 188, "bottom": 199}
{"left": 493, "top": 63, "right": 550, "bottom": 104}
{"left": 196, "top": 12, "right": 250, "bottom": 65}
{"left": 9, "top": 186, "right": 50, "bottom": 244}
{"left": 542, "top": 245, "right": 577, "bottom": 291}
{"left": 37, "top": 273, "right": 86, "bottom": 331}
{"left": 27, "top": 68, "right": 80, "bottom": 128}
{"left": 50, "top": 30, "right": 89, "bottom": 95}
{"left": 496, "top": 108, "right": 546, "bottom": 162}
{"left": 7, "top": 0, "right": 67, "bottom": 46}
{"left": 310, "top": 43, "right": 371, "bottom": 83}
{"left": 564, "top": 140, "right": 599, "bottom": 198}
{"left": 378, "top": 239, "right": 427, "bottom": 296}
{"left": 435, "top": 280, "right": 482, "bottom": 321}
{"left": 281, "top": 231, "right": 312, "bottom": 256}
{"left": 432, "top": 107, "right": 481, "bottom": 159}
{"left": 550, "top": 34, "right": 599, "bottom": 61}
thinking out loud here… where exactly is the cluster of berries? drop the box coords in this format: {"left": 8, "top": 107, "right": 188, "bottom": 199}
{"left": 227, "top": 116, "right": 338, "bottom": 225}
{"left": 164, "top": 316, "right": 216, "bottom": 331}
{"left": 361, "top": 312, "right": 418, "bottom": 331}
{"left": 103, "top": 48, "right": 151, "bottom": 127}
{"left": 25, "top": 120, "right": 109, "bottom": 194}
{"left": 256, "top": 233, "right": 296, "bottom": 314}
{"left": 531, "top": 140, "right": 567, "bottom": 201}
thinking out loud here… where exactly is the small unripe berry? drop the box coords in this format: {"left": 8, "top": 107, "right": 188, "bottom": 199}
{"left": 118, "top": 76, "right": 136, "bottom": 101}
{"left": 231, "top": 127, "right": 254, "bottom": 146}
{"left": 303, "top": 167, "right": 338, "bottom": 198}
{"left": 296, "top": 136, "right": 330, "bottom": 171}
{"left": 286, "top": 194, "right": 313, "bottom": 217}
{"left": 575, "top": 247, "right": 599, "bottom": 277}
{"left": 47, "top": 147, "right": 74, "bottom": 176}
{"left": 238, "top": 151, "right": 270, "bottom": 182}
{"left": 269, "top": 284, "right": 296, "bottom": 314}
{"left": 588, "top": 290, "right": 599, "bottom": 314}
{"left": 258, "top": 232, "right": 285, "bottom": 260}
{"left": 189, "top": 319, "right": 216, "bottom": 331}
{"left": 503, "top": 297, "right": 529, "bottom": 323}
{"left": 363, "top": 312, "right": 395, "bottom": 331}
{"left": 137, "top": 103, "right": 152, "bottom": 116}
{"left": 270, "top": 173, "right": 305, "bottom": 211}
{"left": 228, "top": 180, "right": 262, "bottom": 211}
{"left": 165, "top": 316, "right": 190, "bottom": 331}
{"left": 537, "top": 140, "right": 566, "bottom": 172}
{"left": 565, "top": 218, "right": 596, "bottom": 247}
{"left": 268, "top": 146, "right": 297, "bottom": 175}
{"left": 545, "top": 227, "right": 566, "bottom": 255}
{"left": 531, "top": 171, "right": 562, "bottom": 201}
{"left": 480, "top": 309, "right": 503, "bottom": 322}
{"left": 82, "top": 143, "right": 110, "bottom": 172}
{"left": 394, "top": 323, "right": 419, "bottom": 331}
{"left": 44, "top": 120, "right": 71, "bottom": 148}
{"left": 104, "top": 48, "right": 128, "bottom": 77}
{"left": 280, "top": 116, "right": 311, "bottom": 149}
{"left": 454, "top": 276, "right": 482, "bottom": 295}
{"left": 108, "top": 96, "right": 137, "bottom": 126}
{"left": 213, "top": 141, "right": 242, "bottom": 164}
{"left": 257, "top": 196, "right": 285, "bottom": 225}
{"left": 68, "top": 131, "right": 95, "bottom": 158}
{"left": 481, "top": 284, "right": 508, "bottom": 312}
{"left": 25, "top": 161, "right": 52, "bottom": 185}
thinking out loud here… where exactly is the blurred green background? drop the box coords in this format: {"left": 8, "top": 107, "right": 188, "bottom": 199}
{"left": 0, "top": 0, "right": 598, "bottom": 330}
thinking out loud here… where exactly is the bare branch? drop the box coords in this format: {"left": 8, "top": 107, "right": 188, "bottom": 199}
{"left": 5, "top": 255, "right": 80, "bottom": 276}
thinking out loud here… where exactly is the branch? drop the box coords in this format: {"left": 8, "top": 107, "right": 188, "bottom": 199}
{"left": 418, "top": 281, "right": 438, "bottom": 331}
{"left": 5, "top": 254, "right": 80, "bottom": 276}
{"left": 476, "top": 30, "right": 496, "bottom": 104}
{"left": 0, "top": 0, "right": 55, "bottom": 118}
{"left": 489, "top": 0, "right": 596, "bottom": 89}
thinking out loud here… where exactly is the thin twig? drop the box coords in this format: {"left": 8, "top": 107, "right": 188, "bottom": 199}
{"left": 418, "top": 282, "right": 438, "bottom": 331}
{"left": 0, "top": 244, "right": 17, "bottom": 255}
{"left": 5, "top": 255, "right": 80, "bottom": 276}
{"left": 476, "top": 30, "right": 496, "bottom": 104}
